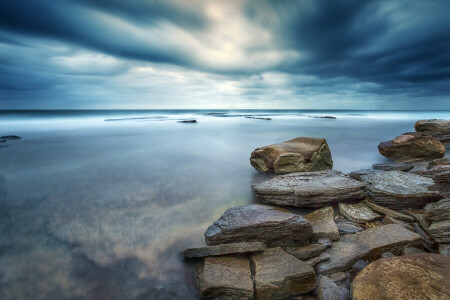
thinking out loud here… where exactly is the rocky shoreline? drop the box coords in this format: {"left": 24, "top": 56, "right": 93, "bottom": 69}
{"left": 183, "top": 118, "right": 450, "bottom": 300}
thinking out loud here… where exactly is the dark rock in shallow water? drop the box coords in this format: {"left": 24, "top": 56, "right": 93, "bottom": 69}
{"left": 378, "top": 132, "right": 445, "bottom": 162}
{"left": 178, "top": 119, "right": 197, "bottom": 123}
{"left": 430, "top": 157, "right": 450, "bottom": 167}
{"left": 252, "top": 170, "right": 366, "bottom": 208}
{"left": 195, "top": 256, "right": 253, "bottom": 299}
{"left": 351, "top": 253, "right": 450, "bottom": 300}
{"left": 252, "top": 247, "right": 316, "bottom": 299}
{"left": 1, "top": 135, "right": 20, "bottom": 140}
{"left": 204, "top": 205, "right": 312, "bottom": 247}
{"left": 244, "top": 116, "right": 271, "bottom": 120}
{"left": 362, "top": 171, "right": 443, "bottom": 209}
{"left": 315, "top": 224, "right": 421, "bottom": 274}
{"left": 372, "top": 162, "right": 414, "bottom": 171}
{"left": 183, "top": 241, "right": 266, "bottom": 258}
{"left": 317, "top": 276, "right": 349, "bottom": 300}
{"left": 309, "top": 115, "right": 337, "bottom": 119}
{"left": 250, "top": 137, "right": 333, "bottom": 173}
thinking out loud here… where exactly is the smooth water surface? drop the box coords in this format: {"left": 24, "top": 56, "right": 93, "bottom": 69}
{"left": 0, "top": 110, "right": 449, "bottom": 299}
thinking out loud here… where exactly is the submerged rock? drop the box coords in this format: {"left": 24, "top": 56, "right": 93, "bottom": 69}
{"left": 195, "top": 256, "right": 253, "bottom": 299}
{"left": 204, "top": 205, "right": 312, "bottom": 247}
{"left": 352, "top": 253, "right": 450, "bottom": 300}
{"left": 424, "top": 198, "right": 450, "bottom": 221}
{"left": 338, "top": 202, "right": 382, "bottom": 224}
{"left": 304, "top": 206, "right": 340, "bottom": 241}
{"left": 250, "top": 137, "right": 333, "bottom": 173}
{"left": 1, "top": 135, "right": 20, "bottom": 140}
{"left": 178, "top": 119, "right": 197, "bottom": 123}
{"left": 251, "top": 247, "right": 316, "bottom": 300}
{"left": 183, "top": 241, "right": 266, "bottom": 259}
{"left": 378, "top": 132, "right": 445, "bottom": 162}
{"left": 317, "top": 276, "right": 349, "bottom": 300}
{"left": 315, "top": 224, "right": 421, "bottom": 274}
{"left": 363, "top": 171, "right": 443, "bottom": 209}
{"left": 252, "top": 170, "right": 366, "bottom": 208}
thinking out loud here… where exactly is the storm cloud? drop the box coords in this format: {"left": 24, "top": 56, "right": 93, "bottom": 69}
{"left": 0, "top": 0, "right": 449, "bottom": 108}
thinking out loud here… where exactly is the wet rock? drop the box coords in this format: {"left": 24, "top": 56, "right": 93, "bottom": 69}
{"left": 252, "top": 247, "right": 316, "bottom": 300}
{"left": 349, "top": 260, "right": 369, "bottom": 280}
{"left": 429, "top": 220, "right": 450, "bottom": 243}
{"left": 364, "top": 200, "right": 414, "bottom": 222}
{"left": 177, "top": 119, "right": 197, "bottom": 123}
{"left": 351, "top": 253, "right": 450, "bottom": 300}
{"left": 204, "top": 205, "right": 312, "bottom": 247}
{"left": 382, "top": 215, "right": 414, "bottom": 232}
{"left": 317, "top": 276, "right": 348, "bottom": 300}
{"left": 338, "top": 202, "right": 382, "bottom": 224}
{"left": 424, "top": 198, "right": 450, "bottom": 221}
{"left": 250, "top": 137, "right": 333, "bottom": 173}
{"left": 306, "top": 252, "right": 330, "bottom": 266}
{"left": 415, "top": 119, "right": 450, "bottom": 143}
{"left": 363, "top": 171, "right": 443, "bottom": 209}
{"left": 328, "top": 272, "right": 347, "bottom": 283}
{"left": 335, "top": 218, "right": 363, "bottom": 235}
{"left": 1, "top": 135, "right": 20, "bottom": 140}
{"left": 285, "top": 243, "right": 327, "bottom": 260}
{"left": 378, "top": 132, "right": 445, "bottom": 162}
{"left": 183, "top": 241, "right": 266, "bottom": 259}
{"left": 372, "top": 162, "right": 414, "bottom": 171}
{"left": 439, "top": 243, "right": 450, "bottom": 256}
{"left": 195, "top": 256, "right": 253, "bottom": 300}
{"left": 315, "top": 224, "right": 421, "bottom": 274}
{"left": 252, "top": 170, "right": 366, "bottom": 208}
{"left": 304, "top": 206, "right": 340, "bottom": 241}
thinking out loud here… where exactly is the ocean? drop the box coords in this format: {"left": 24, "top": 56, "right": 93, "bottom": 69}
{"left": 0, "top": 110, "right": 449, "bottom": 299}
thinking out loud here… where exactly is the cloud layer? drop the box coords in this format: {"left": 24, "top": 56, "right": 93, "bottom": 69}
{"left": 0, "top": 0, "right": 449, "bottom": 108}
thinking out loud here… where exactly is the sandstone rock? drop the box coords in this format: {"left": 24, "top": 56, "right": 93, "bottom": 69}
{"left": 338, "top": 202, "right": 382, "bottom": 224}
{"left": 439, "top": 243, "right": 450, "bottom": 256}
{"left": 415, "top": 119, "right": 450, "bottom": 140}
{"left": 252, "top": 247, "right": 316, "bottom": 299}
{"left": 317, "top": 276, "right": 348, "bottom": 300}
{"left": 195, "top": 256, "right": 253, "bottom": 299}
{"left": 304, "top": 206, "right": 340, "bottom": 241}
{"left": 352, "top": 253, "right": 450, "bottom": 300}
{"left": 425, "top": 198, "right": 450, "bottom": 221}
{"left": 204, "top": 205, "right": 312, "bottom": 247}
{"left": 335, "top": 218, "right": 363, "bottom": 235}
{"left": 250, "top": 137, "right": 333, "bottom": 173}
{"left": 430, "top": 157, "right": 450, "bottom": 167}
{"left": 372, "top": 162, "right": 414, "bottom": 171}
{"left": 306, "top": 252, "right": 330, "bottom": 266}
{"left": 363, "top": 171, "right": 443, "bottom": 209}
{"left": 183, "top": 241, "right": 266, "bottom": 259}
{"left": 429, "top": 220, "right": 450, "bottom": 243}
{"left": 285, "top": 243, "right": 327, "bottom": 260}
{"left": 328, "top": 272, "right": 347, "bottom": 282}
{"left": 378, "top": 132, "right": 445, "bottom": 162}
{"left": 364, "top": 200, "right": 414, "bottom": 222}
{"left": 315, "top": 224, "right": 421, "bottom": 274}
{"left": 252, "top": 170, "right": 366, "bottom": 208}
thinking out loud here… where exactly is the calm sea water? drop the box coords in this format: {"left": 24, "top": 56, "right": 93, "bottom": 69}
{"left": 0, "top": 110, "right": 449, "bottom": 299}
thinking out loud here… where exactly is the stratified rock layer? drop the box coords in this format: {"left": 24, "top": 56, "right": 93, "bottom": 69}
{"left": 429, "top": 220, "right": 450, "bottom": 243}
{"left": 363, "top": 171, "right": 443, "bottom": 209}
{"left": 415, "top": 119, "right": 450, "bottom": 144}
{"left": 250, "top": 137, "right": 333, "bottom": 173}
{"left": 425, "top": 198, "right": 450, "bottom": 221}
{"left": 304, "top": 206, "right": 340, "bottom": 241}
{"left": 183, "top": 241, "right": 266, "bottom": 258}
{"left": 204, "top": 205, "right": 312, "bottom": 247}
{"left": 352, "top": 253, "right": 450, "bottom": 300}
{"left": 195, "top": 256, "right": 253, "bottom": 299}
{"left": 316, "top": 224, "right": 421, "bottom": 274}
{"left": 378, "top": 132, "right": 445, "bottom": 162}
{"left": 338, "top": 202, "right": 382, "bottom": 224}
{"left": 252, "top": 170, "right": 366, "bottom": 208}
{"left": 251, "top": 247, "right": 316, "bottom": 300}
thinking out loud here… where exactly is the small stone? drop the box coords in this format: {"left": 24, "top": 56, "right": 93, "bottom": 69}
{"left": 364, "top": 200, "right": 415, "bottom": 222}
{"left": 285, "top": 243, "right": 327, "bottom": 260}
{"left": 381, "top": 252, "right": 395, "bottom": 258}
{"left": 439, "top": 243, "right": 450, "bottom": 256}
{"left": 252, "top": 247, "right": 316, "bottom": 300}
{"left": 304, "top": 206, "right": 340, "bottom": 241}
{"left": 317, "top": 276, "right": 349, "bottom": 300}
{"left": 335, "top": 219, "right": 363, "bottom": 235}
{"left": 339, "top": 202, "right": 382, "bottom": 224}
{"left": 183, "top": 241, "right": 266, "bottom": 259}
{"left": 349, "top": 260, "right": 369, "bottom": 281}
{"left": 317, "top": 238, "right": 332, "bottom": 248}
{"left": 306, "top": 252, "right": 330, "bottom": 266}
{"left": 328, "top": 272, "right": 347, "bottom": 283}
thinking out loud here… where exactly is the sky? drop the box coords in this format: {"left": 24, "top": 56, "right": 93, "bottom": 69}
{"left": 0, "top": 0, "right": 449, "bottom": 109}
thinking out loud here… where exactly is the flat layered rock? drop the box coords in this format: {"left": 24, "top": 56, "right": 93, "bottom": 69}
{"left": 352, "top": 253, "right": 450, "bottom": 300}
{"left": 252, "top": 170, "right": 366, "bottom": 208}
{"left": 304, "top": 206, "right": 340, "bottom": 241}
{"left": 317, "top": 276, "right": 349, "bottom": 300}
{"left": 415, "top": 119, "right": 450, "bottom": 143}
{"left": 378, "top": 132, "right": 445, "bottom": 162}
{"left": 424, "top": 198, "right": 450, "bottom": 221}
{"left": 430, "top": 157, "right": 450, "bottom": 167}
{"left": 306, "top": 252, "right": 330, "bottom": 266}
{"left": 315, "top": 224, "right": 421, "bottom": 274}
{"left": 364, "top": 200, "right": 414, "bottom": 222}
{"left": 411, "top": 165, "right": 450, "bottom": 177}
{"left": 363, "top": 171, "right": 443, "bottom": 209}
{"left": 372, "top": 162, "right": 414, "bottom": 171}
{"left": 204, "top": 205, "right": 312, "bottom": 247}
{"left": 383, "top": 215, "right": 414, "bottom": 232}
{"left": 183, "top": 241, "right": 266, "bottom": 258}
{"left": 285, "top": 243, "right": 327, "bottom": 260}
{"left": 195, "top": 256, "right": 253, "bottom": 299}
{"left": 429, "top": 220, "right": 450, "bottom": 243}
{"left": 338, "top": 202, "right": 382, "bottom": 224}
{"left": 250, "top": 137, "right": 333, "bottom": 173}
{"left": 335, "top": 218, "right": 363, "bottom": 235}
{"left": 252, "top": 247, "right": 316, "bottom": 300}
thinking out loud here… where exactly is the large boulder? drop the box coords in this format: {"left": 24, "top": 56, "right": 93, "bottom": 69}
{"left": 378, "top": 132, "right": 445, "bottom": 162}
{"left": 252, "top": 170, "right": 366, "bottom": 208}
{"left": 250, "top": 137, "right": 333, "bottom": 173}
{"left": 251, "top": 247, "right": 316, "bottom": 299}
{"left": 195, "top": 256, "right": 253, "bottom": 299}
{"left": 204, "top": 205, "right": 312, "bottom": 247}
{"left": 352, "top": 253, "right": 450, "bottom": 300}
{"left": 183, "top": 241, "right": 266, "bottom": 259}
{"left": 415, "top": 119, "right": 450, "bottom": 143}
{"left": 315, "top": 224, "right": 421, "bottom": 274}
{"left": 362, "top": 171, "right": 443, "bottom": 209}
{"left": 304, "top": 206, "right": 340, "bottom": 241}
